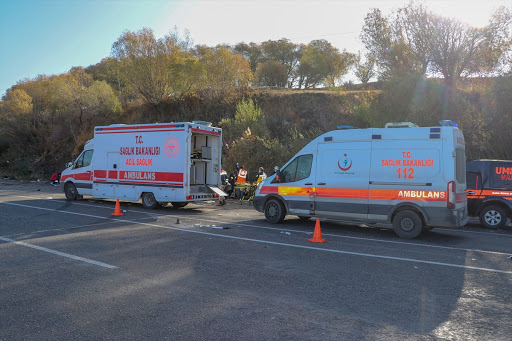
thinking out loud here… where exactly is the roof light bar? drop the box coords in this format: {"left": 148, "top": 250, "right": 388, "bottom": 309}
{"left": 439, "top": 120, "right": 458, "bottom": 127}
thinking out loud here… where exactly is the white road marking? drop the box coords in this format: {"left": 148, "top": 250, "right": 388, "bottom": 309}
{"left": 15, "top": 196, "right": 511, "bottom": 256}
{"left": 1, "top": 200, "right": 511, "bottom": 275}
{"left": 0, "top": 236, "right": 118, "bottom": 269}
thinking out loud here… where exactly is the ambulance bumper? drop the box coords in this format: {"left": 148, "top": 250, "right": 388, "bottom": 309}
{"left": 253, "top": 196, "right": 265, "bottom": 212}
{"left": 425, "top": 208, "right": 469, "bottom": 228}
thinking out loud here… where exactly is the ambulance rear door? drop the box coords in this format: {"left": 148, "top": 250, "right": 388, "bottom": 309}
{"left": 313, "top": 141, "right": 371, "bottom": 222}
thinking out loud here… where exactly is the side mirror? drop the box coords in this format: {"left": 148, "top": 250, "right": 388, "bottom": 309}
{"left": 66, "top": 162, "right": 73, "bottom": 168}
{"left": 272, "top": 166, "right": 281, "bottom": 183}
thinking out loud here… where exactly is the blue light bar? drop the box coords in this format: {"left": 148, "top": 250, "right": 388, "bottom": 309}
{"left": 439, "top": 120, "right": 458, "bottom": 127}
{"left": 192, "top": 120, "right": 212, "bottom": 126}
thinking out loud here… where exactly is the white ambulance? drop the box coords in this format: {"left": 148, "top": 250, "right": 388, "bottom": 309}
{"left": 253, "top": 121, "right": 468, "bottom": 238}
{"left": 61, "top": 121, "right": 226, "bottom": 209}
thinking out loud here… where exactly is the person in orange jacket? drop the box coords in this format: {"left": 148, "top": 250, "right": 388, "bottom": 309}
{"left": 236, "top": 166, "right": 248, "bottom": 199}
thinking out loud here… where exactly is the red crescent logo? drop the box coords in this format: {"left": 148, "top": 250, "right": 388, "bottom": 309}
{"left": 338, "top": 159, "right": 352, "bottom": 171}
{"left": 163, "top": 136, "right": 180, "bottom": 158}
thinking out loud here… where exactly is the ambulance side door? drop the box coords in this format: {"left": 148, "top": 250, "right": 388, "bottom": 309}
{"left": 313, "top": 142, "right": 370, "bottom": 222}
{"left": 278, "top": 154, "right": 315, "bottom": 215}
{"left": 72, "top": 149, "right": 94, "bottom": 196}
{"left": 94, "top": 152, "right": 119, "bottom": 198}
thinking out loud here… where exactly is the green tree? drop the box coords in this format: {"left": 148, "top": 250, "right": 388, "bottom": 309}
{"left": 233, "top": 42, "right": 263, "bottom": 73}
{"left": 254, "top": 60, "right": 288, "bottom": 87}
{"left": 361, "top": 4, "right": 433, "bottom": 79}
{"left": 361, "top": 2, "right": 512, "bottom": 86}
{"left": 0, "top": 69, "right": 122, "bottom": 176}
{"left": 297, "top": 40, "right": 356, "bottom": 88}
{"left": 219, "top": 98, "right": 268, "bottom": 143}
{"left": 430, "top": 7, "right": 512, "bottom": 89}
{"left": 111, "top": 27, "right": 196, "bottom": 109}
{"left": 354, "top": 52, "right": 376, "bottom": 83}
{"left": 199, "top": 46, "right": 253, "bottom": 95}
{"left": 261, "top": 39, "right": 303, "bottom": 87}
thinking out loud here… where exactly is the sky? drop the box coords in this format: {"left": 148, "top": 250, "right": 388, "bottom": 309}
{"left": 1, "top": 0, "right": 510, "bottom": 97}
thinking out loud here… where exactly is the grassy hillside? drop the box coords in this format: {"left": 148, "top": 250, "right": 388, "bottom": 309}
{"left": 1, "top": 76, "right": 511, "bottom": 180}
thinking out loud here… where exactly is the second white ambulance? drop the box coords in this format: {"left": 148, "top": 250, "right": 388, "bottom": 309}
{"left": 254, "top": 121, "right": 468, "bottom": 238}
{"left": 61, "top": 121, "right": 226, "bottom": 209}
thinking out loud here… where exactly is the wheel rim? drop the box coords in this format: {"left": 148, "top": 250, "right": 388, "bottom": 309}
{"left": 267, "top": 203, "right": 278, "bottom": 219}
{"left": 400, "top": 217, "right": 415, "bottom": 232}
{"left": 66, "top": 185, "right": 75, "bottom": 198}
{"left": 144, "top": 194, "right": 155, "bottom": 207}
{"left": 484, "top": 210, "right": 502, "bottom": 225}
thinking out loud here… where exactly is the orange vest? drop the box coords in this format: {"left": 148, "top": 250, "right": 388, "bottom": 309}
{"left": 236, "top": 169, "right": 248, "bottom": 183}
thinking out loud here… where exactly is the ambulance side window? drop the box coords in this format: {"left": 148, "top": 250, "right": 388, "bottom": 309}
{"left": 280, "top": 155, "right": 313, "bottom": 183}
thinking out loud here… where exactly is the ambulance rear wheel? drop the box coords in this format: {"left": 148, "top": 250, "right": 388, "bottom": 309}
{"left": 392, "top": 210, "right": 423, "bottom": 239}
{"left": 479, "top": 205, "right": 507, "bottom": 229}
{"left": 141, "top": 192, "right": 158, "bottom": 209}
{"left": 64, "top": 183, "right": 78, "bottom": 200}
{"left": 171, "top": 202, "right": 188, "bottom": 208}
{"left": 264, "top": 199, "right": 286, "bottom": 224}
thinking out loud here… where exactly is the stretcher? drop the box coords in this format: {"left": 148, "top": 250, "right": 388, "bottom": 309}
{"left": 235, "top": 183, "right": 257, "bottom": 204}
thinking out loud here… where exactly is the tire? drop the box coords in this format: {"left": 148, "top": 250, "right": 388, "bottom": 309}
{"left": 141, "top": 192, "right": 158, "bottom": 209}
{"left": 264, "top": 199, "right": 286, "bottom": 224}
{"left": 479, "top": 205, "right": 507, "bottom": 229}
{"left": 171, "top": 202, "right": 188, "bottom": 208}
{"left": 392, "top": 210, "right": 423, "bottom": 239}
{"left": 64, "top": 182, "right": 78, "bottom": 200}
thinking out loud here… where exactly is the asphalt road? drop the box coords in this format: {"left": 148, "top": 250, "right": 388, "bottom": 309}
{"left": 1, "top": 180, "right": 511, "bottom": 340}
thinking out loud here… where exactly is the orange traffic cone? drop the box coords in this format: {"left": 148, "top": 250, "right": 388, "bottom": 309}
{"left": 111, "top": 199, "right": 124, "bottom": 216}
{"left": 308, "top": 219, "right": 326, "bottom": 243}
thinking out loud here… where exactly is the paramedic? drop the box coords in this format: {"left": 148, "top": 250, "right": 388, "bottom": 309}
{"left": 236, "top": 166, "right": 248, "bottom": 184}
{"left": 217, "top": 169, "right": 228, "bottom": 205}
{"left": 236, "top": 166, "right": 248, "bottom": 199}
{"left": 227, "top": 171, "right": 236, "bottom": 198}
{"left": 255, "top": 167, "right": 267, "bottom": 184}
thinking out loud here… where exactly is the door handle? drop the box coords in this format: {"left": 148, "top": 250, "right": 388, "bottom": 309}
{"left": 86, "top": 170, "right": 91, "bottom": 173}
{"left": 305, "top": 183, "right": 313, "bottom": 185}
{"left": 317, "top": 182, "right": 326, "bottom": 185}
{"left": 467, "top": 191, "right": 475, "bottom": 195}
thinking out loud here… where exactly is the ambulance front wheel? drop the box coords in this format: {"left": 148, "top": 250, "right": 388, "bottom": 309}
{"left": 64, "top": 183, "right": 78, "bottom": 200}
{"left": 479, "top": 205, "right": 507, "bottom": 229}
{"left": 264, "top": 199, "right": 286, "bottom": 224}
{"left": 141, "top": 192, "right": 159, "bottom": 209}
{"left": 392, "top": 210, "right": 423, "bottom": 239}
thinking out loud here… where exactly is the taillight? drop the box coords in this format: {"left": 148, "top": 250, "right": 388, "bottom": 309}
{"left": 447, "top": 181, "right": 456, "bottom": 209}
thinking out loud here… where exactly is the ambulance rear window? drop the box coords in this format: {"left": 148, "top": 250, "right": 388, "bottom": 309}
{"left": 455, "top": 148, "right": 465, "bottom": 184}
